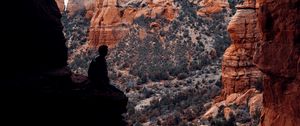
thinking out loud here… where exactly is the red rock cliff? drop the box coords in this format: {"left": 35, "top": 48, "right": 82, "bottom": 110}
{"left": 221, "top": 0, "right": 262, "bottom": 98}
{"left": 254, "top": 0, "right": 300, "bottom": 125}
{"left": 220, "top": 0, "right": 300, "bottom": 125}
{"left": 88, "top": 0, "right": 178, "bottom": 48}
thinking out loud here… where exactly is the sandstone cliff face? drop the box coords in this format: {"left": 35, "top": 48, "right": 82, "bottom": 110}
{"left": 221, "top": 0, "right": 262, "bottom": 98}
{"left": 202, "top": 0, "right": 264, "bottom": 125}
{"left": 88, "top": 0, "right": 178, "bottom": 48}
{"left": 87, "top": 0, "right": 234, "bottom": 48}
{"left": 88, "top": 0, "right": 128, "bottom": 48}
{"left": 217, "top": 0, "right": 300, "bottom": 125}
{"left": 254, "top": 0, "right": 300, "bottom": 125}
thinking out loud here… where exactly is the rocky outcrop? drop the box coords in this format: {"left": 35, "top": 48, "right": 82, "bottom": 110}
{"left": 221, "top": 0, "right": 262, "bottom": 98}
{"left": 88, "top": 0, "right": 128, "bottom": 48}
{"left": 88, "top": 0, "right": 178, "bottom": 48}
{"left": 203, "top": 88, "right": 262, "bottom": 125}
{"left": 203, "top": 0, "right": 264, "bottom": 124}
{"left": 254, "top": 0, "right": 300, "bottom": 125}
{"left": 197, "top": 0, "right": 229, "bottom": 16}
{"left": 216, "top": 0, "right": 300, "bottom": 125}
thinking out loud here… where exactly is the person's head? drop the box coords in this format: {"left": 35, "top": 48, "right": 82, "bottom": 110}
{"left": 98, "top": 45, "right": 108, "bottom": 57}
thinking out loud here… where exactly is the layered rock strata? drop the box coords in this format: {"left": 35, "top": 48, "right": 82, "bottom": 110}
{"left": 214, "top": 0, "right": 300, "bottom": 125}
{"left": 221, "top": 0, "right": 262, "bottom": 98}
{"left": 203, "top": 0, "right": 264, "bottom": 124}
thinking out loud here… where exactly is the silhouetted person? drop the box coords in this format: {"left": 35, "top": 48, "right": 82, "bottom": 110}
{"left": 88, "top": 45, "right": 110, "bottom": 88}
{"left": 87, "top": 45, "right": 128, "bottom": 125}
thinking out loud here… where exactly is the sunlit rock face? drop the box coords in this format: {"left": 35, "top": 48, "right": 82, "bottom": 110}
{"left": 197, "top": 0, "right": 229, "bottom": 16}
{"left": 254, "top": 0, "right": 300, "bottom": 125}
{"left": 88, "top": 0, "right": 178, "bottom": 48}
{"left": 204, "top": 0, "right": 264, "bottom": 125}
{"left": 216, "top": 0, "right": 300, "bottom": 125}
{"left": 88, "top": 0, "right": 128, "bottom": 48}
{"left": 221, "top": 0, "right": 262, "bottom": 98}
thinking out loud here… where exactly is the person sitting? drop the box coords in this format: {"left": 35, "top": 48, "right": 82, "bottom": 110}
{"left": 88, "top": 45, "right": 110, "bottom": 88}
{"left": 87, "top": 45, "right": 128, "bottom": 125}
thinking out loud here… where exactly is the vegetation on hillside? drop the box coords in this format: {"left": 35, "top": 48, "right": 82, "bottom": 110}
{"left": 63, "top": 0, "right": 259, "bottom": 125}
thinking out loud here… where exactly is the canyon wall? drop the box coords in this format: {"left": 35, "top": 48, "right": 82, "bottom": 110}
{"left": 254, "top": 0, "right": 300, "bottom": 125}
{"left": 88, "top": 0, "right": 233, "bottom": 48}
{"left": 88, "top": 0, "right": 178, "bottom": 48}
{"left": 217, "top": 0, "right": 299, "bottom": 125}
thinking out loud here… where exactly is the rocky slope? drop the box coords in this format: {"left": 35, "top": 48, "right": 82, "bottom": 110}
{"left": 56, "top": 0, "right": 299, "bottom": 125}
{"left": 57, "top": 0, "right": 97, "bottom": 72}
{"left": 66, "top": 0, "right": 238, "bottom": 125}
{"left": 58, "top": 0, "right": 300, "bottom": 125}
{"left": 254, "top": 0, "right": 300, "bottom": 125}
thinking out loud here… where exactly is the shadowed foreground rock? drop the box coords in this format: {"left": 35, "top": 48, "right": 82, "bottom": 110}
{"left": 1, "top": 0, "right": 127, "bottom": 125}
{"left": 2, "top": 73, "right": 127, "bottom": 125}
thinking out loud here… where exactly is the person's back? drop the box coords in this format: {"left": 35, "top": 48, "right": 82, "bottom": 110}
{"left": 87, "top": 45, "right": 128, "bottom": 125}
{"left": 88, "top": 55, "right": 109, "bottom": 84}
{"left": 88, "top": 45, "right": 110, "bottom": 87}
